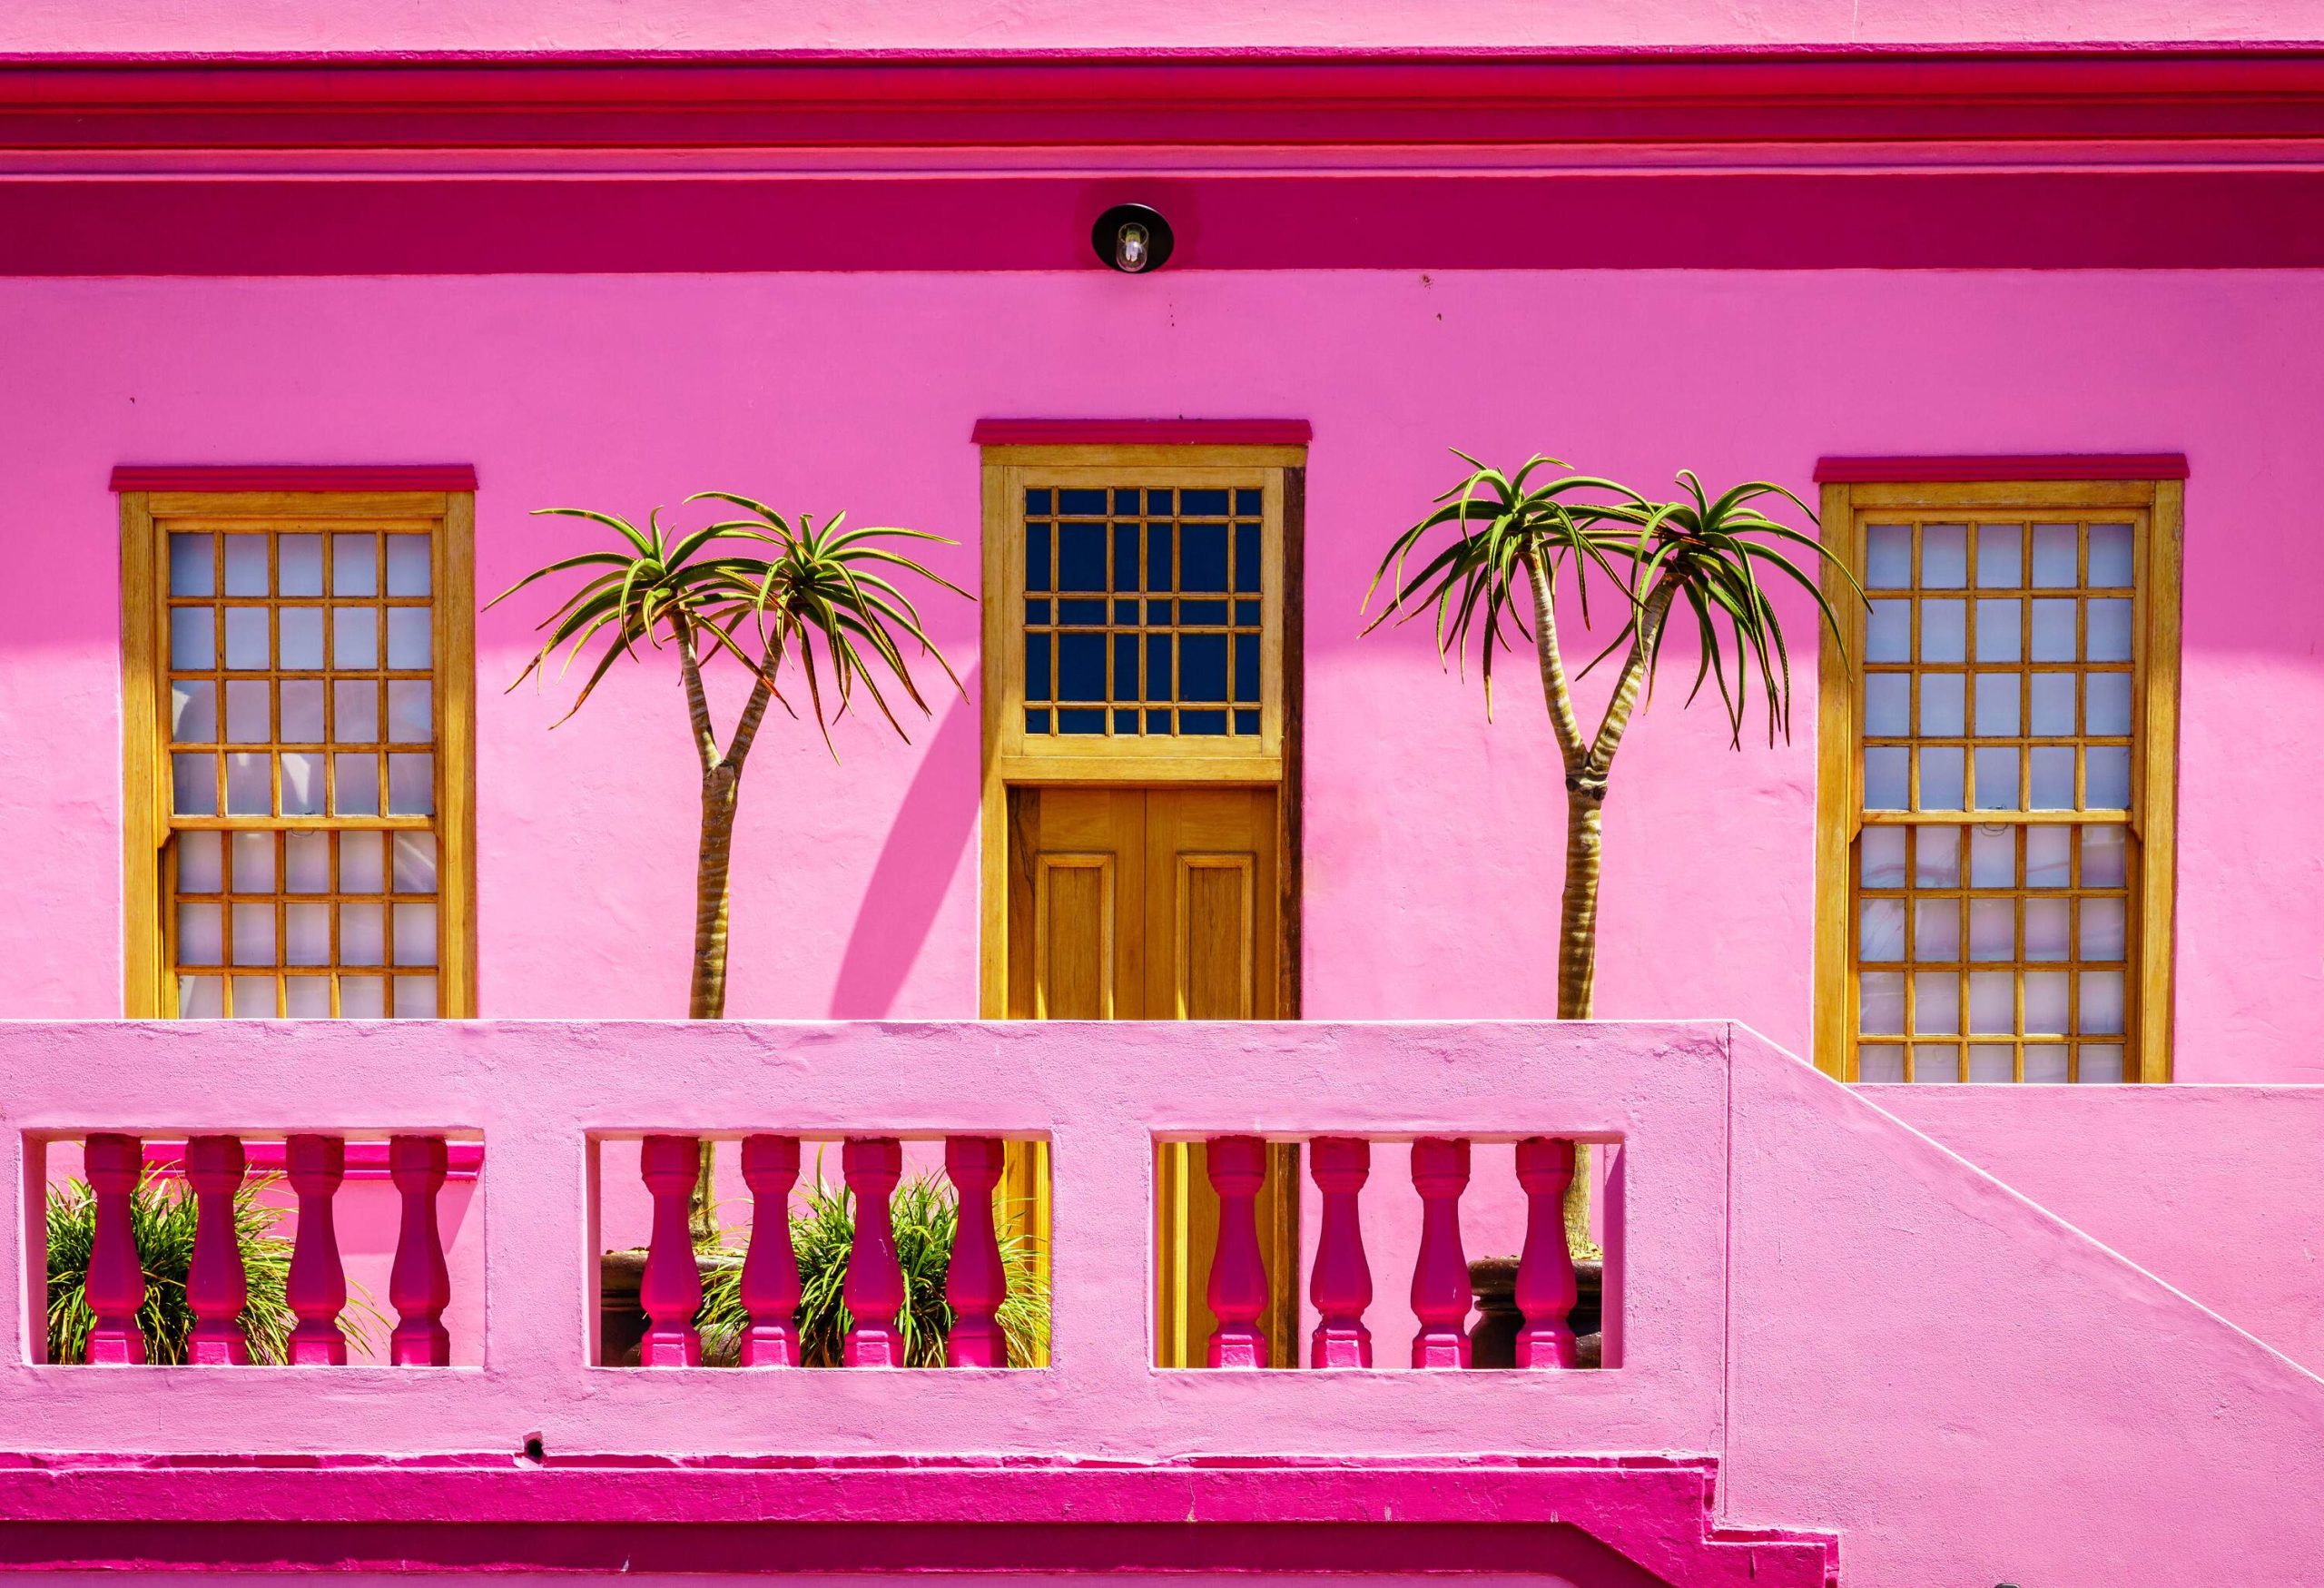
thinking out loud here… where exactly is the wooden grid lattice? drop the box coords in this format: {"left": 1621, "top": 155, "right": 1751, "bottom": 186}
{"left": 1019, "top": 486, "right": 1265, "bottom": 740}
{"left": 1851, "top": 515, "right": 2144, "bottom": 1083}
{"left": 159, "top": 521, "right": 445, "bottom": 1018}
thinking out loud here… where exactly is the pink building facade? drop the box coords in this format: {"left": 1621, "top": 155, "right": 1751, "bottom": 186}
{"left": 4, "top": 4, "right": 2324, "bottom": 1584}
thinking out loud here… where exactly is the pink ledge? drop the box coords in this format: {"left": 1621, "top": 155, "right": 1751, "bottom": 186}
{"left": 109, "top": 464, "right": 478, "bottom": 492}
{"left": 138, "top": 1140, "right": 485, "bottom": 1182}
{"left": 0, "top": 1460, "right": 1837, "bottom": 1586}
{"left": 972, "top": 419, "right": 1313, "bottom": 446}
{"left": 1813, "top": 452, "right": 2189, "bottom": 482}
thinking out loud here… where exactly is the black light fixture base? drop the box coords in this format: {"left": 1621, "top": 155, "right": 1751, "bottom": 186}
{"left": 1093, "top": 202, "right": 1175, "bottom": 273}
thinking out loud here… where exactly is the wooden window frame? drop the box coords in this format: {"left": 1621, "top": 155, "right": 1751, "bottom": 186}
{"left": 1814, "top": 470, "right": 2182, "bottom": 1082}
{"left": 120, "top": 484, "right": 478, "bottom": 1018}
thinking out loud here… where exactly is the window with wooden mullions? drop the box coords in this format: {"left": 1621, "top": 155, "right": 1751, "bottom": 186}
{"left": 123, "top": 490, "right": 476, "bottom": 1019}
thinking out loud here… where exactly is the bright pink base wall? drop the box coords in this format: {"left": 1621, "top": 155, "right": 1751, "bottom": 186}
{"left": 2, "top": 270, "right": 2319, "bottom": 1081}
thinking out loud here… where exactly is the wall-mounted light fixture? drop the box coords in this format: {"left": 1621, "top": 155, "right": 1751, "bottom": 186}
{"left": 1093, "top": 203, "right": 1174, "bottom": 274}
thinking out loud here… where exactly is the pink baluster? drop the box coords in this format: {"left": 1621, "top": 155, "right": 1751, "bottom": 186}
{"left": 1206, "top": 1135, "right": 1270, "bottom": 1369}
{"left": 1514, "top": 1138, "right": 1581, "bottom": 1369}
{"left": 842, "top": 1137, "right": 906, "bottom": 1367}
{"left": 944, "top": 1137, "right": 1009, "bottom": 1368}
{"left": 1410, "top": 1137, "right": 1472, "bottom": 1369}
{"left": 1307, "top": 1136, "right": 1373, "bottom": 1367}
{"left": 389, "top": 1134, "right": 451, "bottom": 1367}
{"left": 285, "top": 1134, "right": 349, "bottom": 1366}
{"left": 185, "top": 1135, "right": 250, "bottom": 1365}
{"left": 82, "top": 1133, "right": 146, "bottom": 1366}
{"left": 638, "top": 1135, "right": 704, "bottom": 1367}
{"left": 738, "top": 1135, "right": 801, "bottom": 1368}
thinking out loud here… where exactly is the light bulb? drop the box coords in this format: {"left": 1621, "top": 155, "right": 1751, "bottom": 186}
{"left": 1115, "top": 222, "right": 1150, "bottom": 271}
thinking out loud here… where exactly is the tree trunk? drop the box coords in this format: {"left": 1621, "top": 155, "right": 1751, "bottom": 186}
{"left": 687, "top": 764, "right": 743, "bottom": 1243}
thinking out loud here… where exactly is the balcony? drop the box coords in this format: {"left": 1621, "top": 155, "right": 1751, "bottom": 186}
{"left": 4, "top": 1018, "right": 2323, "bottom": 1586}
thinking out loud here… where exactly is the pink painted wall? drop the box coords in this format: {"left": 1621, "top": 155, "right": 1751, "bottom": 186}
{"left": 1, "top": 270, "right": 2320, "bottom": 1079}
{"left": 2, "top": 0, "right": 2319, "bottom": 51}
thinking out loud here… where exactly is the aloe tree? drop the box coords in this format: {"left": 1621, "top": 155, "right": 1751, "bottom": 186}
{"left": 491, "top": 493, "right": 962, "bottom": 1238}
{"left": 1365, "top": 457, "right": 1854, "bottom": 1021}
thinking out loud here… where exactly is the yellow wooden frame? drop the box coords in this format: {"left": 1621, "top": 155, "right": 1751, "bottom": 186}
{"left": 1815, "top": 476, "right": 2181, "bottom": 1082}
{"left": 120, "top": 488, "right": 478, "bottom": 1019}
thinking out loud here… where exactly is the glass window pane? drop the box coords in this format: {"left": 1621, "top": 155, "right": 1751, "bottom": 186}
{"left": 386, "top": 608, "right": 431, "bottom": 670}
{"left": 393, "top": 902, "right": 438, "bottom": 967}
{"left": 2024, "top": 1045, "right": 2069, "bottom": 1083}
{"left": 2077, "top": 1044, "right": 2125, "bottom": 1083}
{"left": 2080, "top": 897, "right": 2127, "bottom": 961}
{"left": 2082, "top": 825, "right": 2128, "bottom": 888}
{"left": 1861, "top": 826, "right": 1906, "bottom": 888}
{"left": 1918, "top": 747, "right": 1965, "bottom": 810}
{"left": 1866, "top": 601, "right": 1910, "bottom": 663}
{"left": 333, "top": 534, "right": 378, "bottom": 597}
{"left": 333, "top": 607, "right": 378, "bottom": 668}
{"left": 1860, "top": 972, "right": 1905, "bottom": 1034}
{"left": 2029, "top": 673, "right": 2075, "bottom": 735}
{"left": 393, "top": 975, "right": 438, "bottom": 1019}
{"left": 1865, "top": 526, "right": 1911, "bottom": 589}
{"left": 1970, "top": 824, "right": 2015, "bottom": 887}
{"left": 339, "top": 975, "right": 387, "bottom": 1019}
{"left": 1920, "top": 599, "right": 1965, "bottom": 664}
{"left": 283, "top": 977, "right": 331, "bottom": 1017}
{"left": 1972, "top": 673, "right": 2020, "bottom": 737}
{"left": 392, "top": 832, "right": 438, "bottom": 894}
{"left": 1914, "top": 899, "right": 1960, "bottom": 962}
{"left": 333, "top": 753, "right": 380, "bottom": 815}
{"left": 1968, "top": 1044, "right": 2015, "bottom": 1082}
{"left": 1914, "top": 825, "right": 1961, "bottom": 887}
{"left": 231, "top": 902, "right": 275, "bottom": 966}
{"left": 1920, "top": 524, "right": 1967, "bottom": 587}
{"left": 170, "top": 607, "right": 215, "bottom": 670}
{"left": 389, "top": 754, "right": 435, "bottom": 816}
{"left": 1919, "top": 673, "right": 1965, "bottom": 735}
{"left": 2088, "top": 523, "right": 2134, "bottom": 586}
{"left": 223, "top": 535, "right": 269, "bottom": 596}
{"left": 225, "top": 751, "right": 271, "bottom": 815}
{"left": 340, "top": 832, "right": 386, "bottom": 893}
{"left": 231, "top": 976, "right": 276, "bottom": 1019}
{"left": 1865, "top": 675, "right": 1909, "bottom": 735}
{"left": 286, "top": 902, "right": 330, "bottom": 967}
{"left": 1969, "top": 899, "right": 2015, "bottom": 962}
{"left": 387, "top": 681, "right": 433, "bottom": 744}
{"left": 1968, "top": 972, "right": 2014, "bottom": 1033}
{"left": 2030, "top": 599, "right": 2077, "bottom": 662}
{"left": 1974, "top": 747, "right": 2020, "bottom": 811}
{"left": 334, "top": 680, "right": 379, "bottom": 743}
{"left": 2026, "top": 899, "right": 2072, "bottom": 961}
{"left": 2024, "top": 972, "right": 2071, "bottom": 1035}
{"left": 2030, "top": 746, "right": 2075, "bottom": 810}
{"left": 2080, "top": 971, "right": 2125, "bottom": 1035}
{"left": 169, "top": 534, "right": 214, "bottom": 596}
{"left": 281, "top": 607, "right": 325, "bottom": 670}
{"left": 279, "top": 535, "right": 323, "bottom": 597}
{"left": 224, "top": 607, "right": 270, "bottom": 670}
{"left": 1858, "top": 1044, "right": 1905, "bottom": 1082}
{"left": 2026, "top": 826, "right": 2072, "bottom": 888}
{"left": 285, "top": 832, "right": 331, "bottom": 893}
{"left": 225, "top": 680, "right": 270, "bottom": 744}
{"left": 2086, "top": 673, "right": 2132, "bottom": 735}
{"left": 177, "top": 831, "right": 223, "bottom": 893}
{"left": 1868, "top": 745, "right": 1909, "bottom": 808}
{"left": 1974, "top": 599, "right": 2021, "bottom": 663}
{"left": 178, "top": 974, "right": 225, "bottom": 1019}
{"left": 1912, "top": 972, "right": 1960, "bottom": 1034}
{"left": 172, "top": 680, "right": 218, "bottom": 743}
{"left": 281, "top": 680, "right": 325, "bottom": 742}
{"left": 2086, "top": 598, "right": 2133, "bottom": 662}
{"left": 178, "top": 902, "right": 222, "bottom": 964}
{"left": 2086, "top": 747, "right": 2132, "bottom": 808}
{"left": 1974, "top": 524, "right": 2023, "bottom": 587}
{"left": 340, "top": 902, "right": 386, "bottom": 966}
{"left": 2031, "top": 524, "right": 2078, "bottom": 587}
{"left": 281, "top": 751, "right": 324, "bottom": 816}
{"left": 1912, "top": 1046, "right": 1960, "bottom": 1082}
{"left": 229, "top": 831, "right": 274, "bottom": 893}
{"left": 386, "top": 535, "right": 431, "bottom": 597}
{"left": 1859, "top": 898, "right": 1905, "bottom": 962}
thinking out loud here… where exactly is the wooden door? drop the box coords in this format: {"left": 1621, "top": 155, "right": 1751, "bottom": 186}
{"left": 1006, "top": 784, "right": 1299, "bottom": 1366}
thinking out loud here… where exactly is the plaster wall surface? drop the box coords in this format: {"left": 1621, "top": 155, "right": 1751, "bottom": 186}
{"left": 3, "top": 0, "right": 2319, "bottom": 53}
{"left": 1, "top": 270, "right": 2319, "bottom": 1080}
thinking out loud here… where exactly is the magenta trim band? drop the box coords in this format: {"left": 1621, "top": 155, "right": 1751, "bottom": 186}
{"left": 1814, "top": 453, "right": 2189, "bottom": 483}
{"left": 139, "top": 1140, "right": 485, "bottom": 1182}
{"left": 973, "top": 419, "right": 1313, "bottom": 447}
{"left": 110, "top": 465, "right": 478, "bottom": 492}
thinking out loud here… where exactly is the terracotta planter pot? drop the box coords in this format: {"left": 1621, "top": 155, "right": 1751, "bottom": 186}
{"left": 1467, "top": 1255, "right": 1604, "bottom": 1368}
